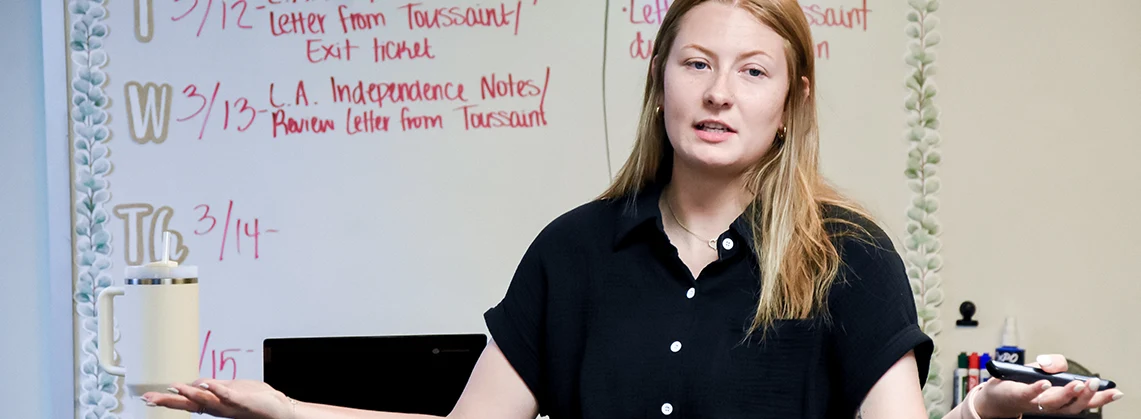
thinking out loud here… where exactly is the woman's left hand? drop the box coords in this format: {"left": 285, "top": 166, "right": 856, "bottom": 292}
{"left": 973, "top": 354, "right": 1124, "bottom": 418}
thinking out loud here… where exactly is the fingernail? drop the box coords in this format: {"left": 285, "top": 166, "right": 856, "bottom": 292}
{"left": 1041, "top": 382, "right": 1052, "bottom": 390}
{"left": 166, "top": 387, "right": 179, "bottom": 394}
{"left": 198, "top": 383, "right": 210, "bottom": 389}
{"left": 1088, "top": 378, "right": 1101, "bottom": 391}
{"left": 1112, "top": 392, "right": 1125, "bottom": 401}
{"left": 1037, "top": 355, "right": 1053, "bottom": 367}
{"left": 1075, "top": 383, "right": 1086, "bottom": 393}
{"left": 139, "top": 396, "right": 149, "bottom": 403}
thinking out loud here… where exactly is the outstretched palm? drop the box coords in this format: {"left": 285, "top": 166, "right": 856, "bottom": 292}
{"left": 141, "top": 379, "right": 295, "bottom": 419}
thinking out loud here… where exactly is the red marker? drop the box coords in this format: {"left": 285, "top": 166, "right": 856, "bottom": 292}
{"left": 967, "top": 352, "right": 980, "bottom": 392}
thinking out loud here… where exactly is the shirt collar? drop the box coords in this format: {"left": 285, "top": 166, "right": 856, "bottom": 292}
{"left": 611, "top": 181, "right": 667, "bottom": 249}
{"left": 611, "top": 180, "right": 757, "bottom": 254}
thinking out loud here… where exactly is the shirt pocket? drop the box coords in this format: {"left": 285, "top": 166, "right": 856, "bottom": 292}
{"left": 710, "top": 317, "right": 822, "bottom": 417}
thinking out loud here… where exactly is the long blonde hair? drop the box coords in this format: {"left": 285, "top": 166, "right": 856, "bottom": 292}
{"left": 599, "top": 0, "right": 875, "bottom": 337}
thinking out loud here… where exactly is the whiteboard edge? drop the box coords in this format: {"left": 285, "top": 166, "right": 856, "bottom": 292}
{"left": 42, "top": 0, "right": 76, "bottom": 418}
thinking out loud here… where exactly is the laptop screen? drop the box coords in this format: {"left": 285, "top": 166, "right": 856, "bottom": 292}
{"left": 263, "top": 334, "right": 487, "bottom": 416}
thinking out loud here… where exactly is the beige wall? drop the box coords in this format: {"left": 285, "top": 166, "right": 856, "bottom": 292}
{"left": 932, "top": 1, "right": 1140, "bottom": 417}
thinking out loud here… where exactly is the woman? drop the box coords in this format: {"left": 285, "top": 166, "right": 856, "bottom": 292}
{"left": 144, "top": 0, "right": 1124, "bottom": 418}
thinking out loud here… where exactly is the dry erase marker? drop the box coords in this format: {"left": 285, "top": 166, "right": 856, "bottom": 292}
{"left": 979, "top": 353, "right": 992, "bottom": 383}
{"left": 953, "top": 352, "right": 968, "bottom": 406}
{"left": 967, "top": 352, "right": 980, "bottom": 392}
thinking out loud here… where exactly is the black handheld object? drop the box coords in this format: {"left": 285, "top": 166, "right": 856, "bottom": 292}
{"left": 986, "top": 360, "right": 1116, "bottom": 391}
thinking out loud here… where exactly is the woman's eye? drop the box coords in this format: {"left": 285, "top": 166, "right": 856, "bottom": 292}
{"left": 746, "top": 68, "right": 765, "bottom": 77}
{"left": 688, "top": 61, "right": 709, "bottom": 70}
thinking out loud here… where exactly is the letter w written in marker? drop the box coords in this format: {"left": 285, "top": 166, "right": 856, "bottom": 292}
{"left": 124, "top": 81, "right": 173, "bottom": 144}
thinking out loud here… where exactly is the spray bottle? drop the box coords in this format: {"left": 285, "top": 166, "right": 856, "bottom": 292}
{"left": 994, "top": 316, "right": 1026, "bottom": 365}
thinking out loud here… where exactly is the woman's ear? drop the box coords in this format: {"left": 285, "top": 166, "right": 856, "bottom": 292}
{"left": 800, "top": 76, "right": 811, "bottom": 100}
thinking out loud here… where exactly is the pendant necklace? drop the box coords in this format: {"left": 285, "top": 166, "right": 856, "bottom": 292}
{"left": 664, "top": 197, "right": 718, "bottom": 250}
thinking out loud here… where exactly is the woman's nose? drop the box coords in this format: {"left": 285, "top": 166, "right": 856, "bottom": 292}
{"left": 703, "top": 75, "right": 733, "bottom": 109}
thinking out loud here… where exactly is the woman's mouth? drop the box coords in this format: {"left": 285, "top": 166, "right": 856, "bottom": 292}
{"left": 694, "top": 121, "right": 736, "bottom": 143}
{"left": 696, "top": 122, "right": 734, "bottom": 133}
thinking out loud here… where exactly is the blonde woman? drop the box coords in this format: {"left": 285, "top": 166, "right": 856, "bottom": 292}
{"left": 145, "top": 1, "right": 1124, "bottom": 418}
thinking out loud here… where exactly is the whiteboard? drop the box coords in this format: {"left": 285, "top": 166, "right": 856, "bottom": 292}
{"left": 63, "top": 0, "right": 912, "bottom": 416}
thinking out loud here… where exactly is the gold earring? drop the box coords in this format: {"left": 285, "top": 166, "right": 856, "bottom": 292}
{"left": 655, "top": 105, "right": 662, "bottom": 113}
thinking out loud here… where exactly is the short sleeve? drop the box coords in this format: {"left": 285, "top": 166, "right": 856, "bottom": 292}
{"left": 827, "top": 224, "right": 934, "bottom": 408}
{"left": 483, "top": 236, "right": 549, "bottom": 411}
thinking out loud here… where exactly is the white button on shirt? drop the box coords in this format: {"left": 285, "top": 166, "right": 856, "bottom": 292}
{"left": 670, "top": 341, "right": 682, "bottom": 352}
{"left": 721, "top": 237, "right": 734, "bottom": 250}
{"left": 686, "top": 287, "right": 695, "bottom": 299}
{"left": 661, "top": 403, "right": 673, "bottom": 415}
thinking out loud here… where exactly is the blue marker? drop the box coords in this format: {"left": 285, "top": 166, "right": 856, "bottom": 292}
{"left": 979, "top": 353, "right": 991, "bottom": 382}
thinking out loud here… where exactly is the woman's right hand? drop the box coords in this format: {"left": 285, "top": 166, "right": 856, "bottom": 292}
{"left": 141, "top": 379, "right": 297, "bottom": 419}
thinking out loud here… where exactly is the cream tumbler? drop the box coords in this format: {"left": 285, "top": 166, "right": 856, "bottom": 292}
{"left": 97, "top": 261, "right": 200, "bottom": 419}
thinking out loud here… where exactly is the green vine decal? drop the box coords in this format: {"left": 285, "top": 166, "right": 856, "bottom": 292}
{"left": 69, "top": 0, "right": 119, "bottom": 418}
{"left": 903, "top": 0, "right": 945, "bottom": 417}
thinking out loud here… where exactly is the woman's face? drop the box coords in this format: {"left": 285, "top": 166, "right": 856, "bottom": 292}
{"left": 660, "top": 2, "right": 792, "bottom": 176}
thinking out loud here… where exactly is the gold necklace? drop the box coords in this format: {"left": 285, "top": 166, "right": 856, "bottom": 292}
{"left": 664, "top": 197, "right": 718, "bottom": 250}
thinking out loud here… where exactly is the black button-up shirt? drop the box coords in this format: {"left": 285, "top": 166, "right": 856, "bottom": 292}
{"left": 484, "top": 181, "right": 933, "bottom": 419}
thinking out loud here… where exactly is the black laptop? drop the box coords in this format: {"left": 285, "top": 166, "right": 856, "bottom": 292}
{"left": 263, "top": 334, "right": 487, "bottom": 416}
